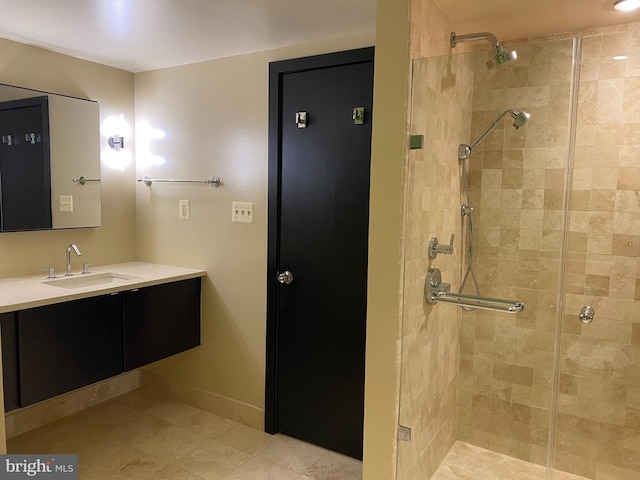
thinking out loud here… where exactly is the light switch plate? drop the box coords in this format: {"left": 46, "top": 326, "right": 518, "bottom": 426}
{"left": 232, "top": 202, "right": 254, "bottom": 224}
{"left": 59, "top": 195, "right": 73, "bottom": 213}
{"left": 179, "top": 199, "right": 190, "bottom": 220}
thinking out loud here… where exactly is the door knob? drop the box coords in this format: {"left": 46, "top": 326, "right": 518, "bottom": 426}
{"left": 277, "top": 271, "right": 294, "bottom": 285}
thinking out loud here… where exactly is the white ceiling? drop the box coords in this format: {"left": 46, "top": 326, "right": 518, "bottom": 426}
{"left": 0, "top": 0, "right": 376, "bottom": 73}
{"left": 0, "top": 0, "right": 638, "bottom": 73}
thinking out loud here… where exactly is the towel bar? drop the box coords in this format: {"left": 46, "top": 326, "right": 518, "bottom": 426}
{"left": 137, "top": 175, "right": 221, "bottom": 187}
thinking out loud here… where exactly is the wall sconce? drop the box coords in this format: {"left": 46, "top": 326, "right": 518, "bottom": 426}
{"left": 101, "top": 114, "right": 131, "bottom": 171}
{"left": 108, "top": 135, "right": 124, "bottom": 151}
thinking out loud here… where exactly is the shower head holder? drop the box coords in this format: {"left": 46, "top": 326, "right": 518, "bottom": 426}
{"left": 458, "top": 144, "right": 472, "bottom": 161}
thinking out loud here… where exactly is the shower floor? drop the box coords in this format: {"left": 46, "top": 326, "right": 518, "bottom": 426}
{"left": 431, "top": 442, "right": 589, "bottom": 480}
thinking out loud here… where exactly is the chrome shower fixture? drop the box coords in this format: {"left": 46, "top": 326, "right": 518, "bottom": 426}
{"left": 458, "top": 109, "right": 531, "bottom": 161}
{"left": 450, "top": 31, "right": 518, "bottom": 69}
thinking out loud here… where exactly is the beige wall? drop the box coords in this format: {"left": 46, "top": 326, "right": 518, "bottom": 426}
{"left": 361, "top": 0, "right": 411, "bottom": 478}
{"left": 133, "top": 33, "right": 375, "bottom": 411}
{"left": 0, "top": 37, "right": 135, "bottom": 453}
{"left": 0, "top": 38, "right": 136, "bottom": 278}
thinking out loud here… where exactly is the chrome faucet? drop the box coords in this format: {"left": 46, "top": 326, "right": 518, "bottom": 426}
{"left": 65, "top": 244, "right": 82, "bottom": 276}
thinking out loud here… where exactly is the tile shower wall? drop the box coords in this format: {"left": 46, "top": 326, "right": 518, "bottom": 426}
{"left": 456, "top": 38, "right": 575, "bottom": 466}
{"left": 457, "top": 23, "right": 640, "bottom": 479}
{"left": 396, "top": 52, "right": 473, "bottom": 478}
{"left": 395, "top": 1, "right": 474, "bottom": 477}
{"left": 556, "top": 26, "right": 640, "bottom": 480}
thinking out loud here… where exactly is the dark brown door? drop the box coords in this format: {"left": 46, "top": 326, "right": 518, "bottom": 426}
{"left": 266, "top": 47, "right": 374, "bottom": 459}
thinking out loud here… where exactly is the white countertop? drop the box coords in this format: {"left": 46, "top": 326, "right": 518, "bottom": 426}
{"left": 0, "top": 262, "right": 206, "bottom": 313}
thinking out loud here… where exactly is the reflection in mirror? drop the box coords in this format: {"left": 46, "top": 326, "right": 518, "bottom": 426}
{"left": 0, "top": 84, "right": 101, "bottom": 231}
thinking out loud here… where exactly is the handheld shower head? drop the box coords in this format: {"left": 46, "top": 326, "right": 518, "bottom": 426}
{"left": 450, "top": 31, "right": 518, "bottom": 69}
{"left": 511, "top": 109, "right": 530, "bottom": 129}
{"left": 458, "top": 109, "right": 531, "bottom": 160}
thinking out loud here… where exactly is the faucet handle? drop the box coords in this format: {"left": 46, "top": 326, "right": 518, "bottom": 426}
{"left": 428, "top": 234, "right": 455, "bottom": 259}
{"left": 40, "top": 267, "right": 56, "bottom": 279}
{"left": 82, "top": 263, "right": 91, "bottom": 274}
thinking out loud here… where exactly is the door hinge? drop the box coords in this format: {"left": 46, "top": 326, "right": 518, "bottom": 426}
{"left": 398, "top": 425, "right": 412, "bottom": 442}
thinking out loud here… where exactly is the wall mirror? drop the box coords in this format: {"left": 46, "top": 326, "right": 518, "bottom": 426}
{"left": 0, "top": 83, "right": 101, "bottom": 231}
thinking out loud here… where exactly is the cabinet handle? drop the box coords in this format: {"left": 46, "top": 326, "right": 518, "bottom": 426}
{"left": 130, "top": 288, "right": 139, "bottom": 293}
{"left": 110, "top": 292, "right": 119, "bottom": 296}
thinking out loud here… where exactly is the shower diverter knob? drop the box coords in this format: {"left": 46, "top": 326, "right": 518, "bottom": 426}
{"left": 429, "top": 234, "right": 455, "bottom": 259}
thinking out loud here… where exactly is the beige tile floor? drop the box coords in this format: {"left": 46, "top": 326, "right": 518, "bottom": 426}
{"left": 431, "top": 441, "right": 589, "bottom": 480}
{"left": 7, "top": 389, "right": 363, "bottom": 480}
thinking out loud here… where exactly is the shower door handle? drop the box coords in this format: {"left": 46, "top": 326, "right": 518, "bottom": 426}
{"left": 579, "top": 306, "right": 595, "bottom": 324}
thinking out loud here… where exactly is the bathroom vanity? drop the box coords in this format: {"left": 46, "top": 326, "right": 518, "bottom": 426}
{"left": 0, "top": 262, "right": 205, "bottom": 411}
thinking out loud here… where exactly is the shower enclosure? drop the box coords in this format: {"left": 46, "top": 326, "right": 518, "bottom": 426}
{"left": 397, "top": 30, "right": 640, "bottom": 480}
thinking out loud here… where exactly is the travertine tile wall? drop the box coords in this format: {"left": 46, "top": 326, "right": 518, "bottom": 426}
{"left": 456, "top": 23, "right": 640, "bottom": 480}
{"left": 556, "top": 25, "right": 640, "bottom": 480}
{"left": 404, "top": 1, "right": 640, "bottom": 476}
{"left": 457, "top": 38, "right": 575, "bottom": 468}
{"left": 395, "top": 1, "right": 473, "bottom": 478}
{"left": 396, "top": 52, "right": 473, "bottom": 479}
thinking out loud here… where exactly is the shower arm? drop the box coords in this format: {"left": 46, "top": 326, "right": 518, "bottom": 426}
{"left": 469, "top": 109, "right": 514, "bottom": 151}
{"left": 451, "top": 31, "right": 500, "bottom": 49}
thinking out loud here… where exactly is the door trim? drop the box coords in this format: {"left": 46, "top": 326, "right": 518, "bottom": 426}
{"left": 265, "top": 46, "right": 375, "bottom": 434}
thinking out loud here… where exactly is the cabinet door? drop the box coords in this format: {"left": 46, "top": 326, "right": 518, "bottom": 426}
{"left": 124, "top": 278, "right": 201, "bottom": 371}
{"left": 18, "top": 293, "right": 123, "bottom": 406}
{"left": 1, "top": 312, "right": 19, "bottom": 411}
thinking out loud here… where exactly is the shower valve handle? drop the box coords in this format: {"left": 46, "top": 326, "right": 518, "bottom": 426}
{"left": 429, "top": 234, "right": 455, "bottom": 259}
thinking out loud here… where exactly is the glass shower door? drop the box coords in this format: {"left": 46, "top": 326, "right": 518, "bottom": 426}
{"left": 397, "top": 37, "right": 577, "bottom": 480}
{"left": 553, "top": 30, "right": 640, "bottom": 480}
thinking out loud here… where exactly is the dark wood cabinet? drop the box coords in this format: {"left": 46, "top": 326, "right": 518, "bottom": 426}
{"left": 1, "top": 312, "right": 20, "bottom": 411}
{"left": 1, "top": 277, "right": 201, "bottom": 409}
{"left": 123, "top": 278, "right": 201, "bottom": 371}
{"left": 18, "top": 293, "right": 123, "bottom": 407}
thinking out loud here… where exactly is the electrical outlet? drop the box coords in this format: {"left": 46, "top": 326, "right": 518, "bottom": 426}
{"left": 59, "top": 195, "right": 73, "bottom": 213}
{"left": 232, "top": 201, "right": 254, "bottom": 224}
{"left": 179, "top": 199, "right": 190, "bottom": 220}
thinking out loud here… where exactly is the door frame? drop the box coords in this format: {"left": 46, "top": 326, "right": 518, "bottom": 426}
{"left": 265, "top": 46, "right": 375, "bottom": 434}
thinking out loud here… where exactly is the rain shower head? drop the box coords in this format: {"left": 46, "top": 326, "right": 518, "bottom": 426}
{"left": 458, "top": 109, "right": 531, "bottom": 161}
{"left": 487, "top": 46, "right": 518, "bottom": 68}
{"left": 450, "top": 31, "right": 518, "bottom": 69}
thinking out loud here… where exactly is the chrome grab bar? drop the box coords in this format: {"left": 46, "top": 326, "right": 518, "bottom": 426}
{"left": 137, "top": 175, "right": 221, "bottom": 187}
{"left": 424, "top": 268, "right": 525, "bottom": 314}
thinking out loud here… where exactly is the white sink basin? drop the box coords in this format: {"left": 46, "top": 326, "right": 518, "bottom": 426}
{"left": 43, "top": 272, "right": 139, "bottom": 289}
